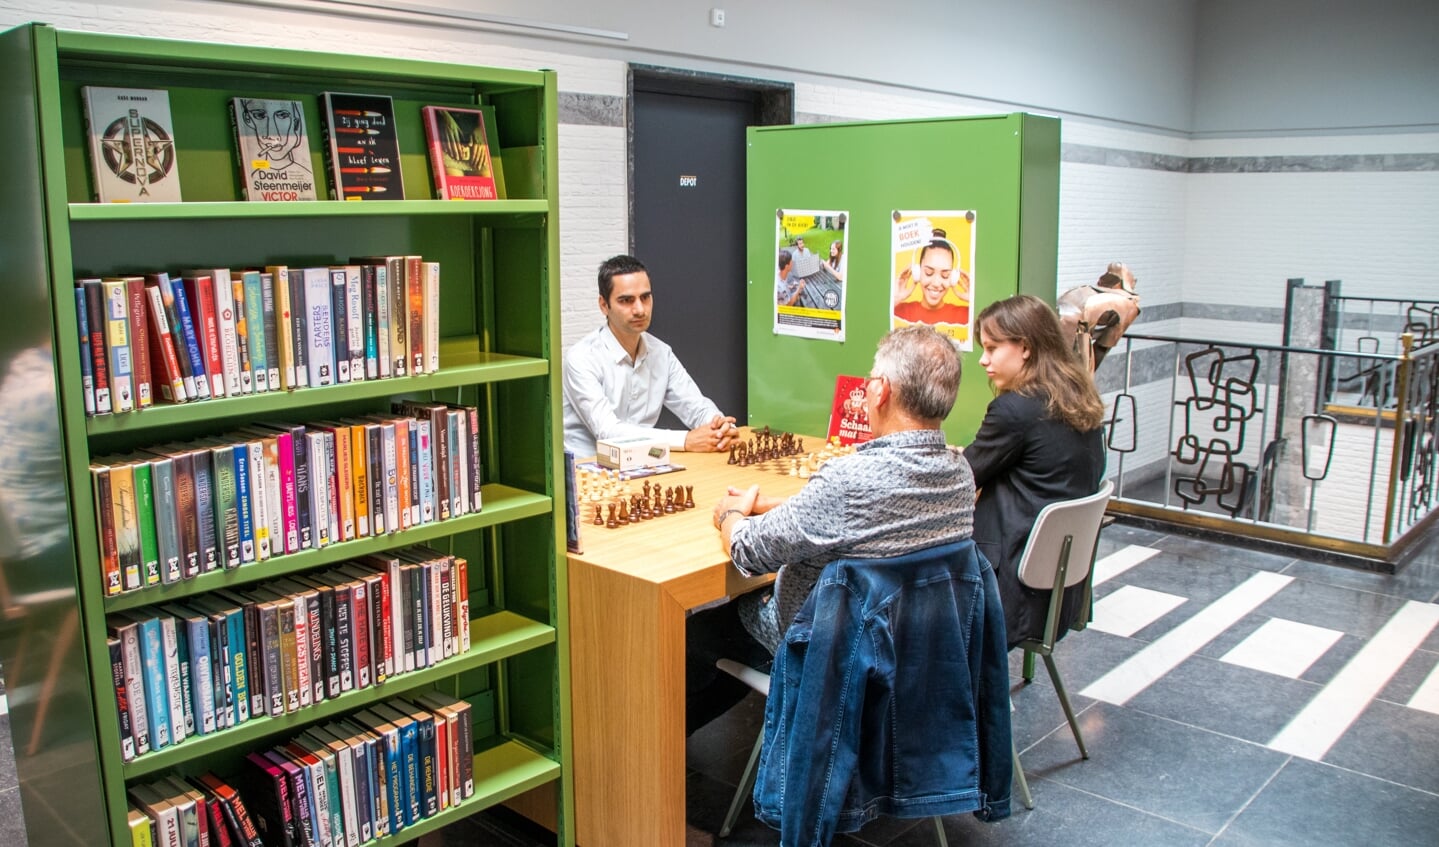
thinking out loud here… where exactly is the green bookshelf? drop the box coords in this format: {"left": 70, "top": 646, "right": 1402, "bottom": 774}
{"left": 0, "top": 22, "right": 571, "bottom": 846}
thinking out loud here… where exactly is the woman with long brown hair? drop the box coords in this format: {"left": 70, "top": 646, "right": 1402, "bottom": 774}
{"left": 965, "top": 294, "right": 1106, "bottom": 647}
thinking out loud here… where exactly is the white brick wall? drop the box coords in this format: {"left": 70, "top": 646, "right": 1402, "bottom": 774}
{"left": 556, "top": 124, "right": 628, "bottom": 350}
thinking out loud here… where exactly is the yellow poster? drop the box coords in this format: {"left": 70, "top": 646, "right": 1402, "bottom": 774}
{"left": 889, "top": 210, "right": 976, "bottom": 350}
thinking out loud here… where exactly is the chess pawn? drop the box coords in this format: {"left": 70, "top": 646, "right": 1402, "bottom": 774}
{"left": 629, "top": 496, "right": 641, "bottom": 523}
{"left": 789, "top": 459, "right": 798, "bottom": 476}
{"left": 606, "top": 503, "right": 619, "bottom": 529}
{"left": 684, "top": 485, "right": 695, "bottom": 509}
{"left": 593, "top": 504, "right": 604, "bottom": 526}
{"left": 727, "top": 444, "right": 737, "bottom": 465}
{"left": 664, "top": 489, "right": 675, "bottom": 514}
{"left": 798, "top": 463, "right": 810, "bottom": 479}
{"left": 617, "top": 499, "right": 629, "bottom": 524}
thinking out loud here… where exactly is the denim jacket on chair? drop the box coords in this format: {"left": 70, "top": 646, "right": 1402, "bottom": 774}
{"left": 753, "top": 540, "right": 1011, "bottom": 846}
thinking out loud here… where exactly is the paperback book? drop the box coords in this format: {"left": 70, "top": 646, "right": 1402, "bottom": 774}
{"left": 81, "top": 86, "right": 182, "bottom": 203}
{"left": 420, "top": 106, "right": 498, "bottom": 200}
{"left": 318, "top": 92, "right": 404, "bottom": 200}
{"left": 230, "top": 97, "right": 319, "bottom": 201}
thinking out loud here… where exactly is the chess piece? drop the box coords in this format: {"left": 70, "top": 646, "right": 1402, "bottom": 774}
{"left": 618, "top": 499, "right": 629, "bottom": 524}
{"left": 593, "top": 504, "right": 603, "bottom": 526}
{"left": 629, "top": 496, "right": 641, "bottom": 523}
{"left": 643, "top": 481, "right": 651, "bottom": 499}
{"left": 727, "top": 444, "right": 737, "bottom": 465}
{"left": 664, "top": 489, "right": 675, "bottom": 514}
{"left": 684, "top": 485, "right": 695, "bottom": 510}
{"left": 606, "top": 503, "right": 618, "bottom": 529}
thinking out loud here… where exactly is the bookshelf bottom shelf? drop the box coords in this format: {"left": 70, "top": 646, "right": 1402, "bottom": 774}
{"left": 372, "top": 739, "right": 560, "bottom": 845}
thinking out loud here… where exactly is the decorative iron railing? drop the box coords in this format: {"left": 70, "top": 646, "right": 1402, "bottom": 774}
{"left": 1102, "top": 331, "right": 1439, "bottom": 561}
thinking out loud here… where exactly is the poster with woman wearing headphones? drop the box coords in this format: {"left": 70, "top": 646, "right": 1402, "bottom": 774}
{"left": 890, "top": 210, "right": 976, "bottom": 350}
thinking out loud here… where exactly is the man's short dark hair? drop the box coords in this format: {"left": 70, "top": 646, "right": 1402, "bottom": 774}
{"left": 777, "top": 249, "right": 793, "bottom": 271}
{"left": 598, "top": 254, "right": 648, "bottom": 302}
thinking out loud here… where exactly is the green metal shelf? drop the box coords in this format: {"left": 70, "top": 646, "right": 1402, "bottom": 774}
{"left": 69, "top": 199, "right": 549, "bottom": 222}
{"left": 103, "top": 484, "right": 552, "bottom": 613}
{"left": 121, "top": 610, "right": 556, "bottom": 779}
{"left": 85, "top": 356, "right": 549, "bottom": 436}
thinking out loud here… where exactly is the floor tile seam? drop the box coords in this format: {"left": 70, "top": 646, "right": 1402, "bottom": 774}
{"left": 1287, "top": 571, "right": 1439, "bottom": 602}
{"left": 1120, "top": 702, "right": 1302, "bottom": 755}
{"left": 1013, "top": 699, "right": 1099, "bottom": 756}
{"left": 1024, "top": 773, "right": 1218, "bottom": 836}
{"left": 1202, "top": 751, "right": 1292, "bottom": 846}
{"left": 1168, "top": 636, "right": 1329, "bottom": 689}
{"left": 1305, "top": 755, "right": 1439, "bottom": 799}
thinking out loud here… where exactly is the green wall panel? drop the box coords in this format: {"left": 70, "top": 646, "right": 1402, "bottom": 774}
{"left": 746, "top": 113, "right": 1060, "bottom": 445}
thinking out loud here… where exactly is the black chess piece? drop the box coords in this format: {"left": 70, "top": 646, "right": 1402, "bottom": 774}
{"left": 727, "top": 444, "right": 737, "bottom": 465}
{"left": 606, "top": 503, "right": 618, "bottom": 529}
{"left": 684, "top": 485, "right": 695, "bottom": 510}
{"left": 617, "top": 500, "right": 629, "bottom": 524}
{"left": 593, "top": 504, "right": 603, "bottom": 526}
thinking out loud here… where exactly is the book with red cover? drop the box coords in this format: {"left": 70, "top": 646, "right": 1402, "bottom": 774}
{"left": 826, "top": 374, "right": 875, "bottom": 446}
{"left": 421, "top": 105, "right": 498, "bottom": 200}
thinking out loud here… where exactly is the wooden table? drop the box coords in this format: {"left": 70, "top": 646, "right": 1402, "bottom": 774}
{"left": 568, "top": 431, "right": 816, "bottom": 846}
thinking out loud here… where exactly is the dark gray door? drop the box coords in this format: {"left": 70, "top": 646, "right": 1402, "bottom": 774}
{"left": 633, "top": 83, "right": 756, "bottom": 426}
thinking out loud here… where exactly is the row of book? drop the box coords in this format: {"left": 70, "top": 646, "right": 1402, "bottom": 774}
{"left": 126, "top": 693, "right": 477, "bottom": 847}
{"left": 108, "top": 547, "right": 471, "bottom": 762}
{"left": 92, "top": 403, "right": 481, "bottom": 596}
{"left": 76, "top": 256, "right": 442, "bottom": 417}
{"left": 84, "top": 86, "right": 501, "bottom": 204}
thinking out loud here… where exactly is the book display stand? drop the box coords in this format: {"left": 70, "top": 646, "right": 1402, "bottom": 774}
{"left": 0, "top": 23, "right": 571, "bottom": 846}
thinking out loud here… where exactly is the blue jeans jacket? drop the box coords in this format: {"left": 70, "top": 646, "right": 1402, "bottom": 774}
{"left": 753, "top": 541, "right": 1012, "bottom": 846}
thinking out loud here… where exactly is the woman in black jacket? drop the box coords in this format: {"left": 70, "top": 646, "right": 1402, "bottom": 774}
{"left": 964, "top": 294, "right": 1106, "bottom": 648}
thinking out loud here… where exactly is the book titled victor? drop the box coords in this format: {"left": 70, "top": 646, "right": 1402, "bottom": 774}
{"left": 82, "top": 86, "right": 182, "bottom": 203}
{"left": 420, "top": 106, "right": 497, "bottom": 200}
{"left": 231, "top": 98, "right": 318, "bottom": 201}
{"left": 318, "top": 92, "right": 404, "bottom": 200}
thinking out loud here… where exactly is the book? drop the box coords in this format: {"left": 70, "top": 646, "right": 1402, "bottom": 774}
{"left": 240, "top": 271, "right": 269, "bottom": 393}
{"left": 82, "top": 280, "right": 113, "bottom": 414}
{"left": 131, "top": 460, "right": 162, "bottom": 586}
{"left": 230, "top": 97, "right": 319, "bottom": 202}
{"left": 826, "top": 374, "right": 875, "bottom": 446}
{"left": 74, "top": 283, "right": 96, "bottom": 415}
{"left": 81, "top": 86, "right": 182, "bottom": 203}
{"left": 92, "top": 465, "right": 121, "bottom": 595}
{"left": 108, "top": 636, "right": 136, "bottom": 762}
{"left": 108, "top": 617, "right": 152, "bottom": 755}
{"left": 194, "top": 772, "right": 265, "bottom": 847}
{"left": 181, "top": 273, "right": 226, "bottom": 398}
{"left": 128, "top": 784, "right": 180, "bottom": 847}
{"left": 124, "top": 276, "right": 155, "bottom": 409}
{"left": 144, "top": 283, "right": 188, "bottom": 404}
{"left": 318, "top": 92, "right": 404, "bottom": 200}
{"left": 127, "top": 804, "right": 155, "bottom": 847}
{"left": 421, "top": 105, "right": 498, "bottom": 200}
{"left": 302, "top": 267, "right": 336, "bottom": 387}
{"left": 102, "top": 279, "right": 135, "bottom": 413}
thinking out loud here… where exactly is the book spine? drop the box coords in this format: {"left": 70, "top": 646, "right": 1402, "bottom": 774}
{"left": 259, "top": 272, "right": 282, "bottom": 393}
{"left": 329, "top": 268, "right": 351, "bottom": 384}
{"left": 237, "top": 599, "right": 264, "bottom": 719}
{"left": 160, "top": 614, "right": 190, "bottom": 742}
{"left": 349, "top": 426, "right": 369, "bottom": 538}
{"left": 83, "top": 280, "right": 113, "bottom": 413}
{"left": 350, "top": 580, "right": 371, "bottom": 689}
{"left": 210, "top": 270, "right": 243, "bottom": 397}
{"left": 334, "top": 583, "right": 354, "bottom": 693}
{"left": 186, "top": 275, "right": 225, "bottom": 397}
{"left": 172, "top": 451, "right": 200, "bottom": 578}
{"left": 380, "top": 423, "right": 398, "bottom": 534}
{"left": 260, "top": 439, "right": 283, "bottom": 559}
{"left": 232, "top": 446, "right": 255, "bottom": 565}
{"left": 415, "top": 420, "right": 434, "bottom": 525}
{"left": 405, "top": 256, "right": 424, "bottom": 374}
{"left": 428, "top": 562, "right": 444, "bottom": 666}
{"left": 423, "top": 262, "right": 440, "bottom": 374}
{"left": 366, "top": 426, "right": 385, "bottom": 535}
{"left": 167, "top": 274, "right": 212, "bottom": 400}
{"left": 286, "top": 270, "right": 310, "bottom": 389}
{"left": 185, "top": 614, "right": 216, "bottom": 735}
{"left": 149, "top": 458, "right": 182, "bottom": 584}
{"left": 408, "top": 564, "right": 425, "bottom": 670}
{"left": 405, "top": 421, "right": 420, "bottom": 527}
{"left": 454, "top": 556, "right": 470, "bottom": 653}
{"left": 137, "top": 616, "right": 172, "bottom": 749}
{"left": 212, "top": 446, "right": 240, "bottom": 570}
{"left": 453, "top": 699, "right": 473, "bottom": 797}
{"left": 109, "top": 636, "right": 136, "bottom": 761}
{"left": 136, "top": 461, "right": 166, "bottom": 587}
{"left": 224, "top": 607, "right": 250, "bottom": 723}
{"left": 104, "top": 280, "right": 136, "bottom": 413}
{"left": 360, "top": 264, "right": 379, "bottom": 380}
{"left": 241, "top": 271, "right": 269, "bottom": 393}
{"left": 266, "top": 265, "right": 295, "bottom": 390}
{"left": 387, "top": 257, "right": 407, "bottom": 377}
{"left": 191, "top": 449, "right": 219, "bottom": 573}
{"left": 303, "top": 267, "right": 334, "bottom": 387}
{"left": 258, "top": 601, "right": 282, "bottom": 716}
{"left": 75, "top": 285, "right": 96, "bottom": 415}
{"left": 373, "top": 262, "right": 392, "bottom": 379}
{"left": 144, "top": 284, "right": 188, "bottom": 403}
{"left": 207, "top": 614, "right": 232, "bottom": 728}
{"left": 94, "top": 466, "right": 121, "bottom": 595}
{"left": 116, "top": 621, "right": 152, "bottom": 754}
{"left": 392, "top": 419, "right": 411, "bottom": 530}
{"left": 126, "top": 277, "right": 154, "bottom": 408}
{"left": 439, "top": 559, "right": 454, "bottom": 659}
{"left": 244, "top": 441, "right": 270, "bottom": 562}
{"left": 368, "top": 574, "right": 388, "bottom": 682}
{"left": 111, "top": 463, "right": 143, "bottom": 592}
{"left": 345, "top": 266, "right": 364, "bottom": 382}
{"left": 278, "top": 600, "right": 300, "bottom": 714}
{"left": 275, "top": 431, "right": 299, "bottom": 555}
{"left": 290, "top": 594, "right": 312, "bottom": 708}
{"left": 229, "top": 278, "right": 253, "bottom": 395}
{"left": 305, "top": 431, "right": 331, "bottom": 548}
{"left": 315, "top": 585, "right": 339, "bottom": 700}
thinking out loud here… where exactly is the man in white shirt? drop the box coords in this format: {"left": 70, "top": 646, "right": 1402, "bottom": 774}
{"left": 562, "top": 254, "right": 738, "bottom": 457}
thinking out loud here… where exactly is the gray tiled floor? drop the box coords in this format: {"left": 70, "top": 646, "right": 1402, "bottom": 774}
{"left": 3, "top": 521, "right": 1438, "bottom": 846}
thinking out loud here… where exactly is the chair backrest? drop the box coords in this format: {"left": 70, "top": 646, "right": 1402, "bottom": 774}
{"left": 1014, "top": 479, "right": 1114, "bottom": 591}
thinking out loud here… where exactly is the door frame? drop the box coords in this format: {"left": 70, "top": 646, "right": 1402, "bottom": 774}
{"left": 626, "top": 64, "right": 794, "bottom": 252}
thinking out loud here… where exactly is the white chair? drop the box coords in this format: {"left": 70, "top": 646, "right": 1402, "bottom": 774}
{"left": 1013, "top": 479, "right": 1114, "bottom": 761}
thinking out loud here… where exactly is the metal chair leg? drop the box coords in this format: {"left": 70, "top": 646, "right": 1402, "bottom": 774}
{"left": 1022, "top": 649, "right": 1036, "bottom": 684}
{"left": 1041, "top": 653, "right": 1088, "bottom": 759}
{"left": 1012, "top": 737, "right": 1033, "bottom": 810}
{"left": 719, "top": 730, "right": 765, "bottom": 837}
{"left": 932, "top": 815, "right": 949, "bottom": 846}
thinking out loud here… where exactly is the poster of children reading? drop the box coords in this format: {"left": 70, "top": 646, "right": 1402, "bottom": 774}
{"left": 890, "top": 210, "right": 976, "bottom": 350}
{"left": 773, "top": 209, "right": 848, "bottom": 341}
